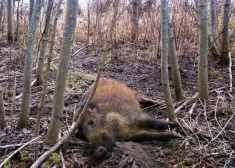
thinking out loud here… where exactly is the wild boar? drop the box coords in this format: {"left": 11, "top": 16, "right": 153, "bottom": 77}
{"left": 73, "top": 79, "right": 180, "bottom": 158}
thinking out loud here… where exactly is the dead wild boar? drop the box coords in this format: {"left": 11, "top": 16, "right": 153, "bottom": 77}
{"left": 73, "top": 79, "right": 180, "bottom": 159}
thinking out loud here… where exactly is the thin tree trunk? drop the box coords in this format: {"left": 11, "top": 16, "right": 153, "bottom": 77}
{"left": 130, "top": 0, "right": 139, "bottom": 42}
{"left": 208, "top": 26, "right": 220, "bottom": 55}
{"left": 17, "top": 0, "right": 42, "bottom": 128}
{"left": 161, "top": 0, "right": 177, "bottom": 122}
{"left": 7, "top": 0, "right": 13, "bottom": 41}
{"left": 14, "top": 0, "right": 20, "bottom": 41}
{"left": 210, "top": 0, "right": 221, "bottom": 51}
{"left": 0, "top": 0, "right": 5, "bottom": 32}
{"left": 0, "top": 90, "right": 7, "bottom": 130}
{"left": 87, "top": 0, "right": 90, "bottom": 46}
{"left": 44, "top": 0, "right": 78, "bottom": 145}
{"left": 167, "top": 7, "right": 183, "bottom": 101}
{"left": 29, "top": 0, "right": 34, "bottom": 24}
{"left": 35, "top": 0, "right": 62, "bottom": 137}
{"left": 198, "top": 0, "right": 209, "bottom": 100}
{"left": 109, "top": 0, "right": 119, "bottom": 42}
{"left": 221, "top": 0, "right": 231, "bottom": 66}
{"left": 35, "top": 0, "right": 53, "bottom": 86}
{"left": 210, "top": 0, "right": 217, "bottom": 37}
{"left": 229, "top": 25, "right": 235, "bottom": 48}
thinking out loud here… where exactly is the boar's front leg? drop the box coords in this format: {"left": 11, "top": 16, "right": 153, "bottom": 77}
{"left": 128, "top": 130, "right": 181, "bottom": 142}
{"left": 136, "top": 114, "right": 177, "bottom": 130}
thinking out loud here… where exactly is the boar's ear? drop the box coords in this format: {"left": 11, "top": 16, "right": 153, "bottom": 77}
{"left": 88, "top": 108, "right": 97, "bottom": 115}
{"left": 88, "top": 103, "right": 98, "bottom": 115}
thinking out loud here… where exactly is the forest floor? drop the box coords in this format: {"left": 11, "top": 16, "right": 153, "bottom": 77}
{"left": 0, "top": 41, "right": 235, "bottom": 168}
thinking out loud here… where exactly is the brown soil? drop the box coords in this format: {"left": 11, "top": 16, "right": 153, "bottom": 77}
{"left": 0, "top": 42, "right": 235, "bottom": 168}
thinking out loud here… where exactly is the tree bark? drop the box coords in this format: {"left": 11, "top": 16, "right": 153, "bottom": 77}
{"left": 229, "top": 25, "right": 235, "bottom": 49}
{"left": 167, "top": 7, "right": 183, "bottom": 101}
{"left": 35, "top": 0, "right": 57, "bottom": 137}
{"left": 221, "top": 0, "right": 231, "bottom": 66}
{"left": 198, "top": 0, "right": 209, "bottom": 100}
{"left": 130, "top": 0, "right": 139, "bottom": 42}
{"left": 210, "top": 0, "right": 221, "bottom": 51}
{"left": 14, "top": 0, "right": 20, "bottom": 41}
{"left": 161, "top": 0, "right": 177, "bottom": 122}
{"left": 210, "top": 0, "right": 217, "bottom": 37}
{"left": 17, "top": 0, "right": 42, "bottom": 128}
{"left": 0, "top": 0, "right": 5, "bottom": 32}
{"left": 0, "top": 90, "right": 7, "bottom": 130}
{"left": 35, "top": 0, "right": 53, "bottom": 86}
{"left": 29, "top": 0, "right": 34, "bottom": 24}
{"left": 7, "top": 0, "right": 13, "bottom": 41}
{"left": 44, "top": 0, "right": 78, "bottom": 145}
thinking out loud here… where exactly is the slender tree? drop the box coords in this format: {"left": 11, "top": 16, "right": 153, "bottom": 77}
{"left": 229, "top": 26, "right": 235, "bottom": 48}
{"left": 35, "top": 0, "right": 62, "bottom": 137}
{"left": 198, "top": 0, "right": 209, "bottom": 100}
{"left": 29, "top": 0, "right": 34, "bottom": 23}
{"left": 210, "top": 0, "right": 218, "bottom": 38}
{"left": 130, "top": 0, "right": 139, "bottom": 41}
{"left": 0, "top": 0, "right": 5, "bottom": 32}
{"left": 167, "top": 7, "right": 183, "bottom": 101}
{"left": 160, "top": 0, "right": 177, "bottom": 122}
{"left": 0, "top": 90, "right": 7, "bottom": 129}
{"left": 14, "top": 0, "right": 20, "bottom": 41}
{"left": 221, "top": 0, "right": 231, "bottom": 65}
{"left": 44, "top": 0, "right": 78, "bottom": 145}
{"left": 35, "top": 0, "right": 53, "bottom": 86}
{"left": 17, "top": 0, "right": 42, "bottom": 128}
{"left": 87, "top": 0, "right": 90, "bottom": 46}
{"left": 7, "top": 0, "right": 13, "bottom": 41}
{"left": 210, "top": 0, "right": 221, "bottom": 52}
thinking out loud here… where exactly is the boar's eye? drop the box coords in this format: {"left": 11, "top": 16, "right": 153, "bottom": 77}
{"left": 88, "top": 120, "right": 95, "bottom": 127}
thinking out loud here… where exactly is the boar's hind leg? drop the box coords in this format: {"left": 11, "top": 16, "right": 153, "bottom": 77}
{"left": 129, "top": 131, "right": 181, "bottom": 142}
{"left": 137, "top": 114, "right": 177, "bottom": 130}
{"left": 138, "top": 97, "right": 160, "bottom": 108}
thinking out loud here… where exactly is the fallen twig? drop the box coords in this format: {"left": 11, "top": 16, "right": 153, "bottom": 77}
{"left": 0, "top": 141, "right": 43, "bottom": 149}
{"left": 229, "top": 52, "right": 232, "bottom": 92}
{"left": 15, "top": 79, "right": 36, "bottom": 100}
{"left": 0, "top": 136, "right": 41, "bottom": 168}
{"left": 204, "top": 107, "right": 235, "bottom": 148}
{"left": 59, "top": 150, "right": 66, "bottom": 168}
{"left": 175, "top": 93, "right": 198, "bottom": 113}
{"left": 188, "top": 100, "right": 198, "bottom": 122}
{"left": 72, "top": 45, "right": 88, "bottom": 56}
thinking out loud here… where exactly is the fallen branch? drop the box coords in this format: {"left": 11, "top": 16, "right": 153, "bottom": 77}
{"left": 175, "top": 93, "right": 198, "bottom": 113}
{"left": 72, "top": 45, "right": 88, "bottom": 56}
{"left": 188, "top": 100, "right": 198, "bottom": 122}
{"left": 229, "top": 52, "right": 232, "bottom": 92}
{"left": 204, "top": 106, "right": 235, "bottom": 148}
{"left": 59, "top": 150, "right": 66, "bottom": 168}
{"left": 15, "top": 79, "right": 36, "bottom": 100}
{"left": 0, "top": 141, "right": 43, "bottom": 149}
{"left": 0, "top": 136, "right": 41, "bottom": 168}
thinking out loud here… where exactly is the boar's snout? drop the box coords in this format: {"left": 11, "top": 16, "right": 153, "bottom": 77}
{"left": 91, "top": 144, "right": 109, "bottom": 159}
